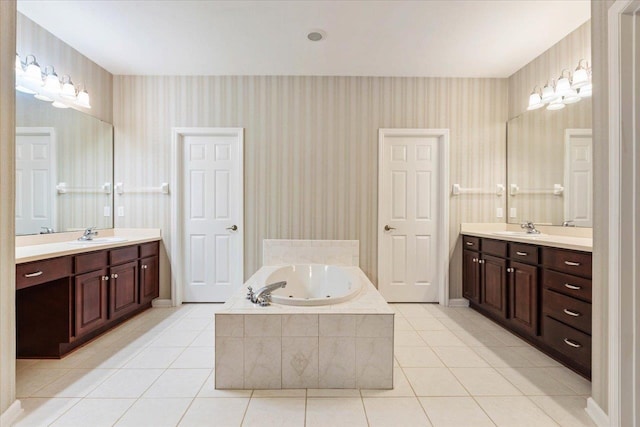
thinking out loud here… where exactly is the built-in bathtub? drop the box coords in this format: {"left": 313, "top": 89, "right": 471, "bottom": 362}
{"left": 215, "top": 239, "right": 394, "bottom": 390}
{"left": 267, "top": 264, "right": 362, "bottom": 306}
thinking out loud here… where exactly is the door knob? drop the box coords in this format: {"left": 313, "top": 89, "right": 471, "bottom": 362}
{"left": 384, "top": 225, "right": 396, "bottom": 232}
{"left": 226, "top": 225, "right": 238, "bottom": 231}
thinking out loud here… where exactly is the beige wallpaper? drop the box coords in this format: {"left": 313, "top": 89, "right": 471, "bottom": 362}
{"left": 113, "top": 76, "right": 508, "bottom": 299}
{"left": 0, "top": 0, "right": 17, "bottom": 416}
{"left": 15, "top": 91, "right": 113, "bottom": 234}
{"left": 16, "top": 13, "right": 113, "bottom": 123}
{"left": 508, "top": 21, "right": 591, "bottom": 120}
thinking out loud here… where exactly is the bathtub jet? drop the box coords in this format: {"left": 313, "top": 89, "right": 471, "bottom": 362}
{"left": 246, "top": 280, "right": 287, "bottom": 306}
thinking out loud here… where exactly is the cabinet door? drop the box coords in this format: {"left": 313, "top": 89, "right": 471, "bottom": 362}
{"left": 509, "top": 261, "right": 539, "bottom": 336}
{"left": 462, "top": 250, "right": 480, "bottom": 303}
{"left": 109, "top": 261, "right": 139, "bottom": 320}
{"left": 75, "top": 268, "right": 109, "bottom": 337}
{"left": 140, "top": 256, "right": 159, "bottom": 305}
{"left": 480, "top": 255, "right": 507, "bottom": 318}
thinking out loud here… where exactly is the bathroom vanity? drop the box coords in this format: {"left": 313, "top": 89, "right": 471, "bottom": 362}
{"left": 462, "top": 230, "right": 592, "bottom": 378}
{"left": 15, "top": 233, "right": 160, "bottom": 358}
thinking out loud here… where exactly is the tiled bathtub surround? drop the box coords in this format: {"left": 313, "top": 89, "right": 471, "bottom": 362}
{"left": 215, "top": 313, "right": 393, "bottom": 389}
{"left": 262, "top": 239, "right": 359, "bottom": 266}
{"left": 217, "top": 240, "right": 393, "bottom": 389}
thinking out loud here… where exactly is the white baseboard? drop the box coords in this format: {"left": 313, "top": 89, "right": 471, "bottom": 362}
{"left": 1, "top": 399, "right": 23, "bottom": 426}
{"left": 151, "top": 298, "right": 173, "bottom": 308}
{"left": 448, "top": 298, "right": 470, "bottom": 308}
{"left": 586, "top": 397, "right": 609, "bottom": 427}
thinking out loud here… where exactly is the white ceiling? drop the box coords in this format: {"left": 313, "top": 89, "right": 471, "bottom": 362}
{"left": 17, "top": 0, "right": 590, "bottom": 78}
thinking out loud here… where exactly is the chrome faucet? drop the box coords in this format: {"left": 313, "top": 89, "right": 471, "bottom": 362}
{"left": 78, "top": 226, "right": 98, "bottom": 241}
{"left": 520, "top": 221, "right": 540, "bottom": 234}
{"left": 246, "top": 281, "right": 287, "bottom": 306}
{"left": 40, "top": 226, "right": 54, "bottom": 234}
{"left": 562, "top": 220, "right": 576, "bottom": 227}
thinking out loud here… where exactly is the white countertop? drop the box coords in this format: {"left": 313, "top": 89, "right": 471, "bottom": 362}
{"left": 460, "top": 223, "right": 592, "bottom": 252}
{"left": 16, "top": 229, "right": 162, "bottom": 264}
{"left": 219, "top": 266, "right": 394, "bottom": 315}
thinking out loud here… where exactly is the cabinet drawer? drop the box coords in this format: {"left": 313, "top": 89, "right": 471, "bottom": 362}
{"left": 75, "top": 251, "right": 108, "bottom": 274}
{"left": 17, "top": 257, "right": 72, "bottom": 289}
{"left": 543, "top": 316, "right": 591, "bottom": 369}
{"left": 463, "top": 236, "right": 480, "bottom": 251}
{"left": 543, "top": 289, "right": 591, "bottom": 335}
{"left": 110, "top": 246, "right": 139, "bottom": 265}
{"left": 509, "top": 243, "right": 539, "bottom": 265}
{"left": 482, "top": 239, "right": 507, "bottom": 258}
{"left": 140, "top": 241, "right": 159, "bottom": 258}
{"left": 542, "top": 269, "right": 591, "bottom": 302}
{"left": 542, "top": 248, "right": 591, "bottom": 278}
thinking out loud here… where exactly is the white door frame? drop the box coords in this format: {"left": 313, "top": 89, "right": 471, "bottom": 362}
{"left": 170, "top": 127, "right": 244, "bottom": 306}
{"left": 16, "top": 127, "right": 57, "bottom": 234}
{"left": 563, "top": 128, "right": 592, "bottom": 227}
{"left": 606, "top": 1, "right": 639, "bottom": 425}
{"left": 377, "top": 128, "right": 450, "bottom": 306}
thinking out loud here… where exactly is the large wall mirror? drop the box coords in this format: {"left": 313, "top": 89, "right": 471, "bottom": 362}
{"left": 15, "top": 91, "right": 114, "bottom": 235}
{"left": 507, "top": 98, "right": 592, "bottom": 227}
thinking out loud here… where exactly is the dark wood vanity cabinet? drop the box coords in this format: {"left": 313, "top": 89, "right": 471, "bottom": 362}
{"left": 462, "top": 235, "right": 592, "bottom": 378}
{"left": 74, "top": 268, "right": 109, "bottom": 337}
{"left": 140, "top": 255, "right": 159, "bottom": 305}
{"left": 508, "top": 261, "right": 538, "bottom": 336}
{"left": 16, "top": 241, "right": 160, "bottom": 358}
{"left": 462, "top": 247, "right": 480, "bottom": 304}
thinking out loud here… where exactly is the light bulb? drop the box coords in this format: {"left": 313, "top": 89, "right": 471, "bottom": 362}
{"left": 527, "top": 90, "right": 544, "bottom": 110}
{"left": 42, "top": 67, "right": 61, "bottom": 94}
{"left": 555, "top": 75, "right": 571, "bottom": 97}
{"left": 75, "top": 89, "right": 91, "bottom": 109}
{"left": 24, "top": 55, "right": 42, "bottom": 82}
{"left": 541, "top": 82, "right": 556, "bottom": 103}
{"left": 60, "top": 75, "right": 76, "bottom": 99}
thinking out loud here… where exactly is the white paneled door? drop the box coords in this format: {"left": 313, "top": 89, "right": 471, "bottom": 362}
{"left": 174, "top": 128, "right": 244, "bottom": 303}
{"left": 15, "top": 128, "right": 56, "bottom": 235}
{"left": 564, "top": 129, "right": 593, "bottom": 227}
{"left": 378, "top": 129, "right": 449, "bottom": 303}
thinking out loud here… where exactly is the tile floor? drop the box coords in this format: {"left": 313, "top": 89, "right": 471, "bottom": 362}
{"left": 13, "top": 303, "right": 596, "bottom": 426}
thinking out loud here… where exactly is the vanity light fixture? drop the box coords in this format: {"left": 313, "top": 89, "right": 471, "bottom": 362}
{"left": 15, "top": 53, "right": 93, "bottom": 110}
{"left": 51, "top": 100, "right": 69, "bottom": 109}
{"left": 562, "top": 88, "right": 581, "bottom": 104}
{"left": 555, "top": 69, "right": 572, "bottom": 97}
{"left": 527, "top": 59, "right": 592, "bottom": 111}
{"left": 42, "top": 66, "right": 61, "bottom": 94}
{"left": 75, "top": 88, "right": 91, "bottom": 109}
{"left": 540, "top": 81, "right": 557, "bottom": 103}
{"left": 60, "top": 75, "right": 76, "bottom": 99}
{"left": 24, "top": 54, "right": 42, "bottom": 82}
{"left": 527, "top": 87, "right": 545, "bottom": 110}
{"left": 579, "top": 81, "right": 592, "bottom": 97}
{"left": 34, "top": 93, "right": 54, "bottom": 102}
{"left": 571, "top": 59, "right": 590, "bottom": 89}
{"left": 546, "top": 97, "right": 566, "bottom": 111}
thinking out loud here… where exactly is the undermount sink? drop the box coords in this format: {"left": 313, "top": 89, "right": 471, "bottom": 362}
{"left": 491, "top": 231, "right": 547, "bottom": 237}
{"left": 67, "top": 237, "right": 128, "bottom": 245}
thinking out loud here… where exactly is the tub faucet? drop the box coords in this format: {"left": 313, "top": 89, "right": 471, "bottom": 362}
{"left": 78, "top": 226, "right": 98, "bottom": 241}
{"left": 247, "top": 281, "right": 287, "bottom": 306}
{"left": 520, "top": 221, "right": 540, "bottom": 234}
